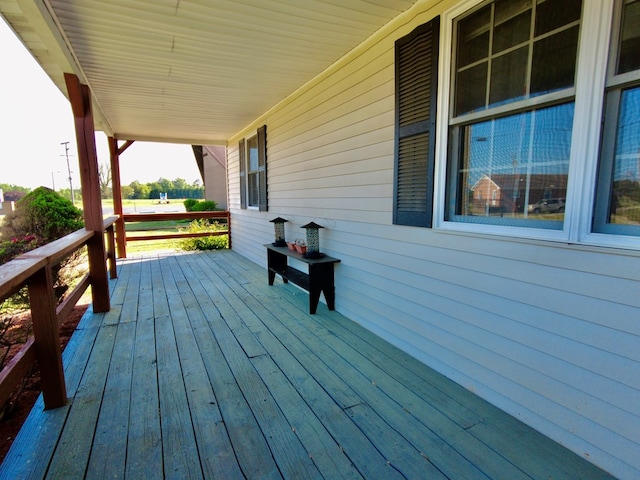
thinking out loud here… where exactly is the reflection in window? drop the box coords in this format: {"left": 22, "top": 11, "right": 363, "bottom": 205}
{"left": 605, "top": 86, "right": 640, "bottom": 226}
{"left": 449, "top": 103, "right": 573, "bottom": 227}
{"left": 594, "top": 0, "right": 640, "bottom": 235}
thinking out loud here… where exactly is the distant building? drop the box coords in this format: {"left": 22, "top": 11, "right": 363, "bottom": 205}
{"left": 192, "top": 145, "right": 227, "bottom": 210}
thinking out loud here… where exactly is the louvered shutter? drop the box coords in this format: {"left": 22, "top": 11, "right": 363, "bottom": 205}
{"left": 393, "top": 18, "right": 440, "bottom": 227}
{"left": 239, "top": 138, "right": 247, "bottom": 209}
{"left": 257, "top": 124, "right": 268, "bottom": 212}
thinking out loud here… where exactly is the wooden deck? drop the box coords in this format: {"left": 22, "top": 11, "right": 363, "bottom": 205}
{"left": 0, "top": 250, "right": 614, "bottom": 479}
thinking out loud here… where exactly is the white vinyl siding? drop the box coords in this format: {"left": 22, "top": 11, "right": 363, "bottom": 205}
{"left": 226, "top": 1, "right": 640, "bottom": 478}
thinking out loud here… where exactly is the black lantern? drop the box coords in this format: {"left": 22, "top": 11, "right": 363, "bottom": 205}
{"left": 301, "top": 221, "right": 324, "bottom": 258}
{"left": 269, "top": 217, "right": 288, "bottom": 246}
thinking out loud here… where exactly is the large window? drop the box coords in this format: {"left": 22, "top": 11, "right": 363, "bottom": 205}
{"left": 412, "top": 0, "right": 640, "bottom": 247}
{"left": 593, "top": 0, "right": 640, "bottom": 236}
{"left": 239, "top": 125, "right": 268, "bottom": 211}
{"left": 446, "top": 0, "right": 582, "bottom": 229}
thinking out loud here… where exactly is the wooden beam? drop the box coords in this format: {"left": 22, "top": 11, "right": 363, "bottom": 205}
{"left": 64, "top": 73, "right": 110, "bottom": 313}
{"left": 117, "top": 139, "right": 135, "bottom": 156}
{"left": 108, "top": 136, "right": 127, "bottom": 258}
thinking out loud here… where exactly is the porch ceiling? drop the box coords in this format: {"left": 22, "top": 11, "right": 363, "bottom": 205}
{"left": 1, "top": 0, "right": 419, "bottom": 145}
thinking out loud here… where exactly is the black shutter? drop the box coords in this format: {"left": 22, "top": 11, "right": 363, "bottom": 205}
{"left": 257, "top": 124, "right": 268, "bottom": 212}
{"left": 393, "top": 17, "right": 440, "bottom": 227}
{"left": 239, "top": 138, "right": 247, "bottom": 209}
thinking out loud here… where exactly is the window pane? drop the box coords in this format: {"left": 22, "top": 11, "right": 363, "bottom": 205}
{"left": 493, "top": 0, "right": 532, "bottom": 53}
{"left": 534, "top": 0, "right": 582, "bottom": 36}
{"left": 618, "top": 0, "right": 640, "bottom": 74}
{"left": 531, "top": 26, "right": 579, "bottom": 95}
{"left": 449, "top": 103, "right": 573, "bottom": 226}
{"left": 454, "top": 0, "right": 581, "bottom": 117}
{"left": 457, "top": 5, "right": 491, "bottom": 67}
{"left": 609, "top": 86, "right": 640, "bottom": 225}
{"left": 456, "top": 63, "right": 488, "bottom": 115}
{"left": 248, "top": 172, "right": 259, "bottom": 207}
{"left": 490, "top": 46, "right": 528, "bottom": 106}
{"left": 247, "top": 136, "right": 258, "bottom": 172}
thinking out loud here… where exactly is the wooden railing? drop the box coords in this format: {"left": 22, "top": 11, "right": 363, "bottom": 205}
{"left": 0, "top": 216, "right": 118, "bottom": 410}
{"left": 121, "top": 211, "right": 231, "bottom": 251}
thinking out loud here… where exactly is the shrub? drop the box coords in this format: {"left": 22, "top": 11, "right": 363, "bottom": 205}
{"left": 1, "top": 187, "right": 83, "bottom": 244}
{"left": 0, "top": 186, "right": 85, "bottom": 305}
{"left": 184, "top": 199, "right": 219, "bottom": 212}
{"left": 183, "top": 198, "right": 198, "bottom": 211}
{"left": 178, "top": 219, "right": 229, "bottom": 251}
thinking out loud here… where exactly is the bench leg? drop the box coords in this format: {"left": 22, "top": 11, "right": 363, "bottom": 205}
{"left": 309, "top": 288, "right": 321, "bottom": 314}
{"left": 324, "top": 286, "right": 336, "bottom": 310}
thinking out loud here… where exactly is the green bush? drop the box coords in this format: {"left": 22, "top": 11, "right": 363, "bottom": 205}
{"left": 183, "top": 198, "right": 198, "bottom": 211}
{"left": 184, "top": 199, "right": 219, "bottom": 212}
{"left": 1, "top": 186, "right": 83, "bottom": 244}
{"left": 178, "top": 219, "right": 229, "bottom": 251}
{"left": 0, "top": 187, "right": 85, "bottom": 304}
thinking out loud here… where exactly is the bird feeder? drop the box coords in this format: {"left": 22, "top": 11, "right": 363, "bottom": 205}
{"left": 269, "top": 217, "right": 288, "bottom": 247}
{"left": 301, "top": 221, "right": 324, "bottom": 258}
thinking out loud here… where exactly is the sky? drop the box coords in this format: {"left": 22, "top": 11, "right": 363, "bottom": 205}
{"left": 0, "top": 18, "right": 202, "bottom": 190}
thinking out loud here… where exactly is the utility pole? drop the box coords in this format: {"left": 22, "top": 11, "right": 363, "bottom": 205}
{"left": 60, "top": 141, "right": 74, "bottom": 204}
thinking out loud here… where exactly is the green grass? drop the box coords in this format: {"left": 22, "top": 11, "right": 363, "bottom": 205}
{"left": 125, "top": 238, "right": 182, "bottom": 255}
{"left": 126, "top": 220, "right": 190, "bottom": 231}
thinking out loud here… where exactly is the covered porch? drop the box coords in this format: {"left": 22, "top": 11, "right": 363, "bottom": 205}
{"left": 0, "top": 250, "right": 612, "bottom": 479}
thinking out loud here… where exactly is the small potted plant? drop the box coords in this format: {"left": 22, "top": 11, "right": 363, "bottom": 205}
{"left": 286, "top": 240, "right": 296, "bottom": 251}
{"left": 294, "top": 239, "right": 307, "bottom": 254}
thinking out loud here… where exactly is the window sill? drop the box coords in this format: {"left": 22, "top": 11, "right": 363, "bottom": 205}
{"left": 435, "top": 220, "right": 640, "bottom": 257}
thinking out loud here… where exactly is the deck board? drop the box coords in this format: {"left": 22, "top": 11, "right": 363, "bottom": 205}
{"left": 0, "top": 250, "right": 616, "bottom": 479}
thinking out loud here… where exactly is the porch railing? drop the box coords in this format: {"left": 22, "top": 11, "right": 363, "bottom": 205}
{"left": 121, "top": 210, "right": 231, "bottom": 250}
{"left": 0, "top": 216, "right": 118, "bottom": 410}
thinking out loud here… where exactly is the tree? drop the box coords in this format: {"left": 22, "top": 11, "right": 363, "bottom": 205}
{"left": 129, "top": 181, "right": 150, "bottom": 199}
{"left": 120, "top": 185, "right": 134, "bottom": 199}
{"left": 98, "top": 162, "right": 112, "bottom": 199}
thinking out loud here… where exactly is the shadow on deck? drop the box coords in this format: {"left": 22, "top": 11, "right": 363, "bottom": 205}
{"left": 0, "top": 250, "right": 614, "bottom": 479}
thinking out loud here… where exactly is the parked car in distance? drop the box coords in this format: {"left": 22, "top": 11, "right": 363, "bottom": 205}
{"left": 528, "top": 198, "right": 565, "bottom": 214}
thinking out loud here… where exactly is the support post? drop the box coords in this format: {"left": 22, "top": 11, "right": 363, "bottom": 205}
{"left": 108, "top": 136, "right": 127, "bottom": 258}
{"left": 29, "top": 266, "right": 66, "bottom": 409}
{"left": 64, "top": 73, "right": 110, "bottom": 313}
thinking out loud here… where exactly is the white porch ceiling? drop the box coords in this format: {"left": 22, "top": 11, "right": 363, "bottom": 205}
{"left": 1, "top": 0, "right": 419, "bottom": 145}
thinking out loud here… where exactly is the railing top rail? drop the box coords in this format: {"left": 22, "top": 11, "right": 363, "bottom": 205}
{"left": 0, "top": 228, "right": 93, "bottom": 301}
{"left": 103, "top": 215, "right": 119, "bottom": 228}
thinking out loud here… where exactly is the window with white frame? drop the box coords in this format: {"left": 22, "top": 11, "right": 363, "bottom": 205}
{"left": 429, "top": 0, "right": 640, "bottom": 246}
{"left": 593, "top": 0, "right": 640, "bottom": 236}
{"left": 445, "top": 0, "right": 582, "bottom": 229}
{"left": 238, "top": 125, "right": 268, "bottom": 211}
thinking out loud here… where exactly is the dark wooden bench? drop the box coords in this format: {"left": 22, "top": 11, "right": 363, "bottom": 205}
{"left": 265, "top": 244, "right": 341, "bottom": 314}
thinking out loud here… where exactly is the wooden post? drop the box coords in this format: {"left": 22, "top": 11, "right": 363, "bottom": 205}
{"left": 64, "top": 73, "right": 110, "bottom": 313}
{"left": 108, "top": 136, "right": 127, "bottom": 258}
{"left": 28, "top": 266, "right": 67, "bottom": 409}
{"left": 106, "top": 223, "right": 117, "bottom": 279}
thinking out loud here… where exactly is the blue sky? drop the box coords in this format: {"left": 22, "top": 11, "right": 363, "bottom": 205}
{"left": 0, "top": 18, "right": 202, "bottom": 190}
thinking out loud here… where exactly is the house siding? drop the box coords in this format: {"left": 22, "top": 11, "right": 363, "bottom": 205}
{"left": 226, "top": 1, "right": 640, "bottom": 478}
